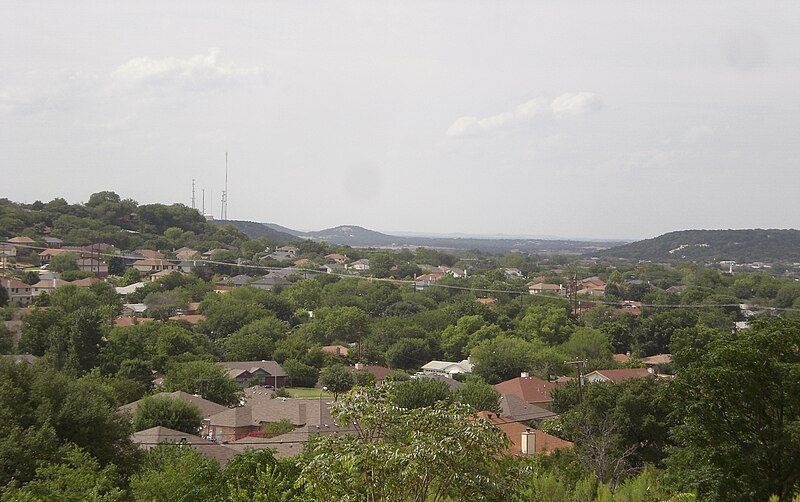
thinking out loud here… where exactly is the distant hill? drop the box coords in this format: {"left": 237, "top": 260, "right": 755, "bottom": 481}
{"left": 223, "top": 221, "right": 623, "bottom": 254}
{"left": 214, "top": 220, "right": 300, "bottom": 242}
{"left": 597, "top": 229, "right": 800, "bottom": 262}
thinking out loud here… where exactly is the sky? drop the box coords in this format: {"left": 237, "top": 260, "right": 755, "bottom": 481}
{"left": 1, "top": 1, "right": 799, "bottom": 240}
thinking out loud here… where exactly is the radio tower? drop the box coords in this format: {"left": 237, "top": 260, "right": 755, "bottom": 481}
{"left": 201, "top": 189, "right": 205, "bottom": 215}
{"left": 191, "top": 179, "right": 196, "bottom": 209}
{"left": 220, "top": 152, "right": 229, "bottom": 220}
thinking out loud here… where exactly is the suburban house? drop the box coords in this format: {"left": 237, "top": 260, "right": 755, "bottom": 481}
{"left": 420, "top": 359, "right": 473, "bottom": 377}
{"left": 216, "top": 274, "right": 254, "bottom": 287}
{"left": 202, "top": 248, "right": 229, "bottom": 260}
{"left": 131, "top": 426, "right": 238, "bottom": 466}
{"left": 168, "top": 314, "right": 205, "bottom": 325}
{"left": 0, "top": 277, "right": 33, "bottom": 304}
{"left": 441, "top": 266, "right": 466, "bottom": 278}
{"left": 347, "top": 363, "right": 393, "bottom": 383}
{"left": 70, "top": 277, "right": 101, "bottom": 288}
{"left": 219, "top": 361, "right": 287, "bottom": 388}
{"left": 119, "top": 391, "right": 227, "bottom": 420}
{"left": 7, "top": 236, "right": 35, "bottom": 247}
{"left": 415, "top": 273, "right": 444, "bottom": 290}
{"left": 412, "top": 373, "right": 465, "bottom": 391}
{"left": 477, "top": 412, "right": 573, "bottom": 456}
{"left": 613, "top": 353, "right": 631, "bottom": 363}
{"left": 265, "top": 246, "right": 299, "bottom": 261}
{"left": 133, "top": 249, "right": 165, "bottom": 260}
{"left": 250, "top": 274, "right": 291, "bottom": 291}
{"left": 174, "top": 247, "right": 199, "bottom": 260}
{"left": 37, "top": 248, "right": 69, "bottom": 263}
{"left": 641, "top": 353, "right": 671, "bottom": 369}
{"left": 348, "top": 258, "right": 370, "bottom": 271}
{"left": 42, "top": 237, "right": 63, "bottom": 248}
{"left": 31, "top": 278, "right": 68, "bottom": 296}
{"left": 493, "top": 373, "right": 558, "bottom": 410}
{"left": 76, "top": 258, "right": 108, "bottom": 276}
{"left": 617, "top": 300, "right": 643, "bottom": 316}
{"left": 324, "top": 253, "right": 348, "bottom": 264}
{"left": 528, "top": 282, "right": 564, "bottom": 295}
{"left": 0, "top": 244, "right": 17, "bottom": 258}
{"left": 323, "top": 263, "right": 346, "bottom": 274}
{"left": 504, "top": 268, "right": 524, "bottom": 280}
{"left": 498, "top": 393, "right": 557, "bottom": 424}
{"left": 321, "top": 344, "right": 349, "bottom": 357}
{"left": 584, "top": 368, "right": 653, "bottom": 383}
{"left": 177, "top": 260, "right": 197, "bottom": 273}
{"left": 115, "top": 281, "right": 147, "bottom": 296}
{"left": 206, "top": 393, "right": 337, "bottom": 443}
{"left": 133, "top": 258, "right": 178, "bottom": 274}
{"left": 122, "top": 303, "right": 148, "bottom": 316}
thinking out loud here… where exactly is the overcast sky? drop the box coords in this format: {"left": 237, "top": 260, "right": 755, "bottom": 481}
{"left": 1, "top": 1, "right": 799, "bottom": 240}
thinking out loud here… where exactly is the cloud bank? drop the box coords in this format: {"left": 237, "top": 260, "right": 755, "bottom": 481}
{"left": 446, "top": 92, "right": 601, "bottom": 137}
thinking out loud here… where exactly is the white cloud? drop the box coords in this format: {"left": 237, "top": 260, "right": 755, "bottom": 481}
{"left": 683, "top": 125, "right": 714, "bottom": 143}
{"left": 550, "top": 91, "right": 602, "bottom": 117}
{"left": 112, "top": 48, "right": 261, "bottom": 90}
{"left": 446, "top": 92, "right": 600, "bottom": 137}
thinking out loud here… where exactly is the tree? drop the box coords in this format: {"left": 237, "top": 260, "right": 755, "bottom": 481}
{"left": 0, "top": 322, "right": 13, "bottom": 354}
{"left": 0, "top": 283, "right": 8, "bottom": 307}
{"left": 470, "top": 335, "right": 542, "bottom": 384}
{"left": 163, "top": 360, "right": 241, "bottom": 406}
{"left": 120, "top": 267, "right": 141, "bottom": 286}
{"left": 453, "top": 376, "right": 501, "bottom": 413}
{"left": 224, "top": 448, "right": 302, "bottom": 501}
{"left": 144, "top": 291, "right": 187, "bottom": 320}
{"left": 666, "top": 318, "right": 800, "bottom": 501}
{"left": 132, "top": 395, "right": 204, "bottom": 434}
{"left": 317, "top": 365, "right": 354, "bottom": 400}
{"left": 561, "top": 327, "right": 612, "bottom": 362}
{"left": 2, "top": 444, "right": 123, "bottom": 501}
{"left": 282, "top": 359, "right": 319, "bottom": 388}
{"left": 390, "top": 378, "right": 452, "bottom": 409}
{"left": 50, "top": 252, "right": 80, "bottom": 273}
{"left": 223, "top": 316, "right": 287, "bottom": 361}
{"left": 385, "top": 338, "right": 431, "bottom": 370}
{"left": 297, "top": 386, "right": 515, "bottom": 500}
{"left": 199, "top": 295, "right": 269, "bottom": 338}
{"left": 517, "top": 304, "right": 574, "bottom": 345}
{"left": 130, "top": 445, "right": 225, "bottom": 501}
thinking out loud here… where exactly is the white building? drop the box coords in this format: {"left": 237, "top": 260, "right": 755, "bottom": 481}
{"left": 420, "top": 359, "right": 473, "bottom": 377}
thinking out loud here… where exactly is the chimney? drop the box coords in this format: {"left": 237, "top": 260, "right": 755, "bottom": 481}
{"left": 520, "top": 371, "right": 529, "bottom": 379}
{"left": 355, "top": 362, "right": 364, "bottom": 371}
{"left": 521, "top": 429, "right": 536, "bottom": 455}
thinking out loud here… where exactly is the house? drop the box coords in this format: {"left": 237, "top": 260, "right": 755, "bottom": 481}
{"left": 131, "top": 426, "right": 238, "bottom": 466}
{"left": 133, "top": 249, "right": 164, "bottom": 260}
{"left": 250, "top": 274, "right": 291, "bottom": 291}
{"left": 528, "top": 283, "right": 564, "bottom": 295}
{"left": 293, "top": 258, "right": 313, "bottom": 267}
{"left": 324, "top": 253, "right": 348, "bottom": 264}
{"left": 7, "top": 236, "right": 35, "bottom": 247}
{"left": 228, "top": 425, "right": 348, "bottom": 458}
{"left": 493, "top": 373, "right": 557, "bottom": 410}
{"left": 37, "top": 248, "right": 69, "bottom": 263}
{"left": 412, "top": 373, "right": 465, "bottom": 391}
{"left": 617, "top": 300, "right": 643, "bottom": 316}
{"left": 0, "top": 244, "right": 17, "bottom": 258}
{"left": 31, "top": 278, "right": 68, "bottom": 296}
{"left": 177, "top": 260, "right": 197, "bottom": 274}
{"left": 76, "top": 258, "right": 108, "bottom": 276}
{"left": 219, "top": 361, "right": 287, "bottom": 388}
{"left": 202, "top": 248, "right": 229, "bottom": 259}
{"left": 348, "top": 258, "right": 370, "bottom": 271}
{"left": 207, "top": 393, "right": 338, "bottom": 443}
{"left": 69, "top": 277, "right": 101, "bottom": 288}
{"left": 441, "top": 266, "right": 466, "bottom": 278}
{"left": 133, "top": 259, "right": 177, "bottom": 274}
{"left": 149, "top": 269, "right": 186, "bottom": 282}
{"left": 168, "top": 314, "right": 206, "bottom": 325}
{"left": 216, "top": 274, "right": 254, "bottom": 287}
{"left": 415, "top": 273, "right": 443, "bottom": 290}
{"left": 420, "top": 359, "right": 473, "bottom": 376}
{"left": 42, "top": 237, "right": 63, "bottom": 248}
{"left": 122, "top": 303, "right": 148, "bottom": 316}
{"left": 265, "top": 246, "right": 299, "bottom": 261}
{"left": 174, "top": 247, "right": 199, "bottom": 260}
{"left": 119, "top": 391, "right": 227, "bottom": 419}
{"left": 477, "top": 412, "right": 572, "bottom": 456}
{"left": 321, "top": 344, "right": 349, "bottom": 357}
{"left": 498, "top": 393, "right": 556, "bottom": 423}
{"left": 114, "top": 317, "right": 156, "bottom": 327}
{"left": 584, "top": 368, "right": 653, "bottom": 384}
{"left": 612, "top": 353, "right": 631, "bottom": 363}
{"left": 504, "top": 268, "right": 524, "bottom": 280}
{"left": 323, "top": 263, "right": 346, "bottom": 274}
{"left": 115, "top": 281, "right": 147, "bottom": 296}
{"left": 0, "top": 278, "right": 33, "bottom": 304}
{"left": 641, "top": 353, "right": 671, "bottom": 369}
{"left": 347, "top": 363, "right": 393, "bottom": 382}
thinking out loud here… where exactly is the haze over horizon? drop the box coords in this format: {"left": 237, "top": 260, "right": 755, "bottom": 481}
{"left": 2, "top": 1, "right": 799, "bottom": 240}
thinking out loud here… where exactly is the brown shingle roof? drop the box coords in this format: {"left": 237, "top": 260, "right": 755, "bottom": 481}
{"left": 498, "top": 393, "right": 556, "bottom": 422}
{"left": 131, "top": 426, "right": 238, "bottom": 466}
{"left": 119, "top": 391, "right": 227, "bottom": 418}
{"left": 493, "top": 376, "right": 556, "bottom": 405}
{"left": 219, "top": 361, "right": 286, "bottom": 377}
{"left": 476, "top": 412, "right": 572, "bottom": 455}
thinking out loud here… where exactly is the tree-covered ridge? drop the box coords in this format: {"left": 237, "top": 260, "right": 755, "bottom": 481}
{"left": 0, "top": 192, "right": 277, "bottom": 251}
{"left": 598, "top": 229, "right": 800, "bottom": 263}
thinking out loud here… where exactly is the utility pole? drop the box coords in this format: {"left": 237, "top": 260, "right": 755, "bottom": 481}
{"left": 565, "top": 358, "right": 588, "bottom": 403}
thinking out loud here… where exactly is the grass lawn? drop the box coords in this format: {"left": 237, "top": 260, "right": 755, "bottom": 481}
{"left": 286, "top": 387, "right": 334, "bottom": 398}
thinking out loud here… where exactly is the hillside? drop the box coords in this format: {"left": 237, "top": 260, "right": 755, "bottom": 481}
{"left": 301, "top": 225, "right": 403, "bottom": 246}
{"left": 215, "top": 220, "right": 300, "bottom": 242}
{"left": 597, "top": 229, "right": 800, "bottom": 262}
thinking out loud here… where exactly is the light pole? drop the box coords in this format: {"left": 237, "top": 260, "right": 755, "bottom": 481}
{"left": 319, "top": 386, "right": 328, "bottom": 427}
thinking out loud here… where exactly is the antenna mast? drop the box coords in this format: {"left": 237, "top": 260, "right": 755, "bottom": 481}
{"left": 220, "top": 152, "right": 229, "bottom": 220}
{"left": 191, "top": 179, "right": 196, "bottom": 209}
{"left": 201, "top": 189, "right": 205, "bottom": 215}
